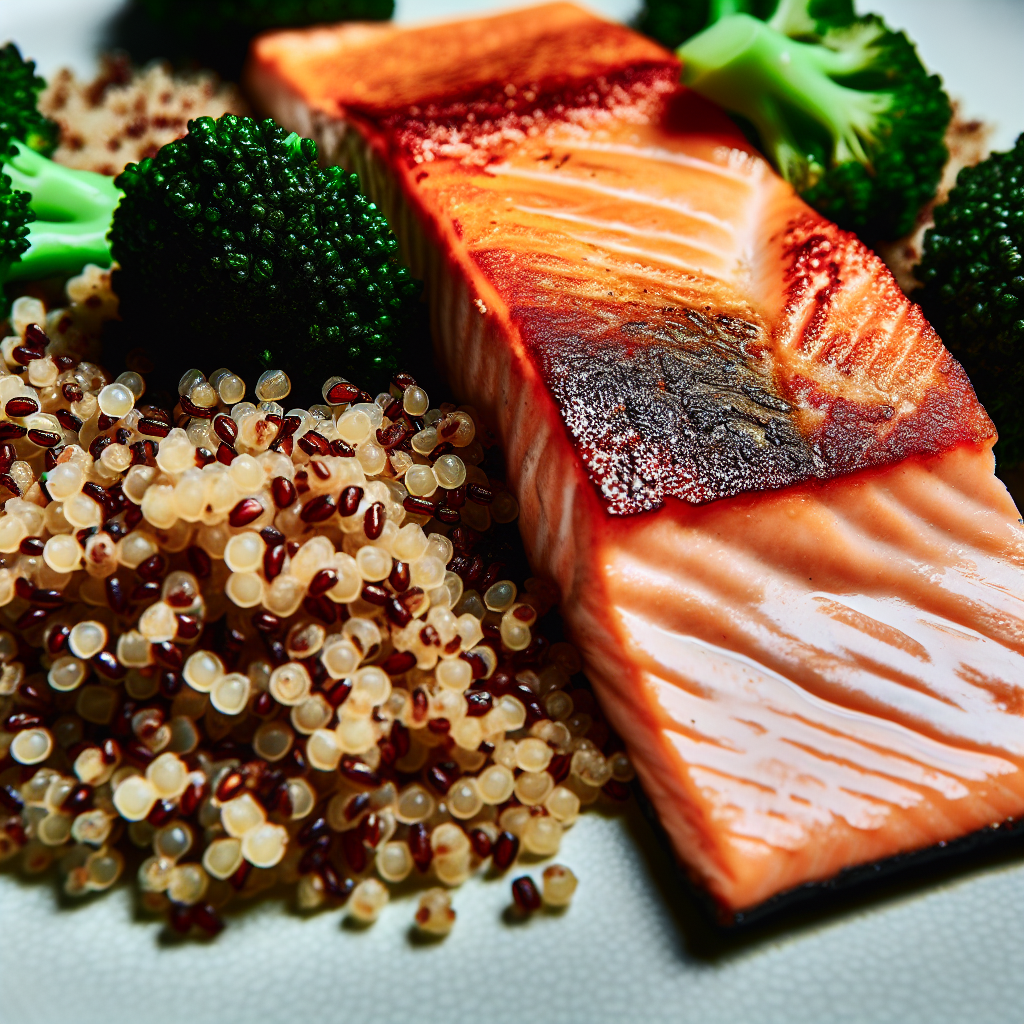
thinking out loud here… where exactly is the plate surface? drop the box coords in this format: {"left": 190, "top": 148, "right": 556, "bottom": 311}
{"left": 1, "top": 3, "right": 1022, "bottom": 1023}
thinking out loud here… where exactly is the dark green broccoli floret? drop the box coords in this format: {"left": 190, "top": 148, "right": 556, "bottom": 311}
{"left": 0, "top": 42, "right": 59, "bottom": 158}
{"left": 139, "top": 0, "right": 394, "bottom": 38}
{"left": 637, "top": 0, "right": 772, "bottom": 51}
{"left": 0, "top": 43, "right": 121, "bottom": 292}
{"left": 637, "top": 0, "right": 951, "bottom": 241}
{"left": 109, "top": 114, "right": 421, "bottom": 396}
{"left": 918, "top": 135, "right": 1024, "bottom": 464}
{"left": 126, "top": 0, "right": 393, "bottom": 81}
{"left": 0, "top": 172, "right": 33, "bottom": 284}
{"left": 637, "top": 0, "right": 852, "bottom": 50}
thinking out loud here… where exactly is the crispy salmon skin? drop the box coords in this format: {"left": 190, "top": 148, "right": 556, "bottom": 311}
{"left": 247, "top": 4, "right": 1024, "bottom": 914}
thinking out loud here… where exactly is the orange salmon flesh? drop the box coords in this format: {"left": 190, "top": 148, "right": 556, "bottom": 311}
{"left": 247, "top": 4, "right": 1024, "bottom": 914}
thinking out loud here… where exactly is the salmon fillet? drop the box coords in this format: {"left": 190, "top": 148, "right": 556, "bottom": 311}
{"left": 247, "top": 4, "right": 1024, "bottom": 915}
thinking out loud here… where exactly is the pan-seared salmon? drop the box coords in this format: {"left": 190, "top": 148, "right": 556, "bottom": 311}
{"left": 247, "top": 4, "right": 1024, "bottom": 915}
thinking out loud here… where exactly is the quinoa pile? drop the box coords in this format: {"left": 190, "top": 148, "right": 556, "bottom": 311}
{"left": 39, "top": 55, "right": 247, "bottom": 177}
{"left": 0, "top": 270, "right": 632, "bottom": 936}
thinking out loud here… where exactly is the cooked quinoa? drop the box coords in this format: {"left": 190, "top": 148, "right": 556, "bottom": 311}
{"left": 39, "top": 55, "right": 247, "bottom": 177}
{"left": 0, "top": 271, "right": 631, "bottom": 935}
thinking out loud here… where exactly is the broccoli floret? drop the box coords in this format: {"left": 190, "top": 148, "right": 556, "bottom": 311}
{"left": 637, "top": 0, "right": 854, "bottom": 49}
{"left": 0, "top": 173, "right": 33, "bottom": 284}
{"left": 642, "top": 0, "right": 950, "bottom": 240}
{"left": 109, "top": 114, "right": 421, "bottom": 396}
{"left": 124, "top": 0, "right": 393, "bottom": 81}
{"left": 0, "top": 42, "right": 59, "bottom": 157}
{"left": 139, "top": 0, "right": 394, "bottom": 38}
{"left": 0, "top": 43, "right": 121, "bottom": 291}
{"left": 918, "top": 135, "right": 1024, "bottom": 464}
{"left": 636, "top": 0, "right": 774, "bottom": 51}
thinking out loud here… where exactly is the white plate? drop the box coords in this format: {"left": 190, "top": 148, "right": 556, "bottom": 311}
{"left": 1, "top": 3, "right": 1022, "bottom": 1023}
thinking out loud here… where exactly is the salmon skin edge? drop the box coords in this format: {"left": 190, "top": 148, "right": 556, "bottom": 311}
{"left": 632, "top": 780, "right": 1024, "bottom": 928}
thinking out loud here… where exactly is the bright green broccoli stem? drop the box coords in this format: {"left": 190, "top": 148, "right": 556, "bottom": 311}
{"left": 3, "top": 140, "right": 121, "bottom": 281}
{"left": 766, "top": 0, "right": 821, "bottom": 37}
{"left": 678, "top": 13, "right": 889, "bottom": 191}
{"left": 710, "top": 0, "right": 756, "bottom": 19}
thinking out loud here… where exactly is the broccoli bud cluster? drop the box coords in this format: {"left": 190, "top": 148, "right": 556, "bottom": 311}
{"left": 797, "top": 15, "right": 951, "bottom": 241}
{"left": 640, "top": 0, "right": 951, "bottom": 240}
{"left": 919, "top": 135, "right": 1024, "bottom": 463}
{"left": 110, "top": 115, "right": 421, "bottom": 395}
{"left": 0, "top": 43, "right": 48, "bottom": 284}
{"left": 140, "top": 0, "right": 395, "bottom": 37}
{"left": 0, "top": 174, "right": 33, "bottom": 283}
{"left": 0, "top": 42, "right": 59, "bottom": 159}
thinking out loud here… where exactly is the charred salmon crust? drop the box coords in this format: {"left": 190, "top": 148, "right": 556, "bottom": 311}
{"left": 248, "top": 4, "right": 1024, "bottom": 915}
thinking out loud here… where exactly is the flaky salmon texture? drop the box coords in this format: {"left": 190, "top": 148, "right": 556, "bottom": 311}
{"left": 248, "top": 3, "right": 1024, "bottom": 916}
